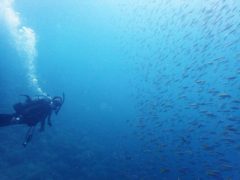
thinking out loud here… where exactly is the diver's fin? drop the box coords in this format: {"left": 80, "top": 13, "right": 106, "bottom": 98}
{"left": 22, "top": 126, "right": 35, "bottom": 147}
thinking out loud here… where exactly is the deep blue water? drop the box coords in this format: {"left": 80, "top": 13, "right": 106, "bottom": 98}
{"left": 0, "top": 0, "right": 240, "bottom": 179}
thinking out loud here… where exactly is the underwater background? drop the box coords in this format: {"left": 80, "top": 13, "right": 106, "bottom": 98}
{"left": 0, "top": 0, "right": 240, "bottom": 179}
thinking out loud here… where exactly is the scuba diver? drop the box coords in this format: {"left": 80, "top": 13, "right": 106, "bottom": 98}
{"left": 0, "top": 93, "right": 65, "bottom": 147}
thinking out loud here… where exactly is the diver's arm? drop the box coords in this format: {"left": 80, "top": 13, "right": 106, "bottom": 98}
{"left": 47, "top": 112, "right": 52, "bottom": 127}
{"left": 39, "top": 118, "right": 46, "bottom": 132}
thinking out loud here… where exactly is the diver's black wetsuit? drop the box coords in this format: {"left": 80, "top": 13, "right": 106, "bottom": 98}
{"left": 0, "top": 96, "right": 52, "bottom": 128}
{"left": 0, "top": 96, "right": 53, "bottom": 146}
{"left": 0, "top": 94, "right": 64, "bottom": 147}
{"left": 13, "top": 96, "right": 53, "bottom": 129}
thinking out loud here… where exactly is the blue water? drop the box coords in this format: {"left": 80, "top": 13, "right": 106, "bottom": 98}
{"left": 0, "top": 0, "right": 240, "bottom": 179}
